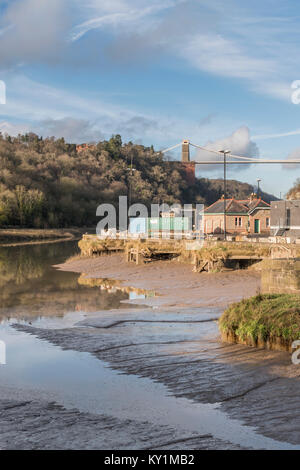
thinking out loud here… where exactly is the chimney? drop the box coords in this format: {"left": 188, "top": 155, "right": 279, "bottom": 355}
{"left": 250, "top": 192, "right": 257, "bottom": 201}
{"left": 181, "top": 139, "right": 190, "bottom": 162}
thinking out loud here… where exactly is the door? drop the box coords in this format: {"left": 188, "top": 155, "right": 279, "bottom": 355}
{"left": 254, "top": 219, "right": 260, "bottom": 233}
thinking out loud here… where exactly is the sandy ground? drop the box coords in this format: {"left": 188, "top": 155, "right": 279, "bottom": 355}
{"left": 56, "top": 254, "right": 261, "bottom": 310}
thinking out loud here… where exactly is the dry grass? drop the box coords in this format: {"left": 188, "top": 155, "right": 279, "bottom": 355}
{"left": 78, "top": 237, "right": 300, "bottom": 267}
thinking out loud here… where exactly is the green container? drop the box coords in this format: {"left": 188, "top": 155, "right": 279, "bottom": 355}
{"left": 146, "top": 217, "right": 190, "bottom": 233}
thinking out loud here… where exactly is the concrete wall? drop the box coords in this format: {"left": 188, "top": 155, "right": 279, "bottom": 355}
{"left": 181, "top": 140, "right": 190, "bottom": 162}
{"left": 261, "top": 259, "right": 300, "bottom": 294}
{"left": 270, "top": 200, "right": 300, "bottom": 238}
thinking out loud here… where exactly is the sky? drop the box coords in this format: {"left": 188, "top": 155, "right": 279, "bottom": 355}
{"left": 0, "top": 0, "right": 300, "bottom": 196}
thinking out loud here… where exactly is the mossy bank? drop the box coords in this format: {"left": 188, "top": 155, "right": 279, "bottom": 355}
{"left": 219, "top": 294, "right": 300, "bottom": 352}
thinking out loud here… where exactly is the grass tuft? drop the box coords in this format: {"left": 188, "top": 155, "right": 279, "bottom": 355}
{"left": 219, "top": 293, "right": 300, "bottom": 346}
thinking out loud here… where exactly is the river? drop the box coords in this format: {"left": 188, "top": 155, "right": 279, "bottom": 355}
{"left": 0, "top": 241, "right": 299, "bottom": 450}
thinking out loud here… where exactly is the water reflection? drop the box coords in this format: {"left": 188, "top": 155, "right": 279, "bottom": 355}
{"left": 0, "top": 241, "right": 146, "bottom": 323}
{"left": 78, "top": 275, "right": 154, "bottom": 298}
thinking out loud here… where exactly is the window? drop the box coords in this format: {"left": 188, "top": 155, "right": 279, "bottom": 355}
{"left": 235, "top": 217, "right": 238, "bottom": 226}
{"left": 266, "top": 217, "right": 270, "bottom": 227}
{"left": 235, "top": 217, "right": 242, "bottom": 227}
{"left": 239, "top": 217, "right": 242, "bottom": 227}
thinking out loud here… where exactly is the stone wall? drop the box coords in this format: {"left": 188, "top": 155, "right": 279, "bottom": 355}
{"left": 261, "top": 259, "right": 300, "bottom": 294}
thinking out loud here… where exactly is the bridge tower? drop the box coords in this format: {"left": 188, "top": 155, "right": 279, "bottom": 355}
{"left": 181, "top": 139, "right": 190, "bottom": 162}
{"left": 181, "top": 139, "right": 195, "bottom": 185}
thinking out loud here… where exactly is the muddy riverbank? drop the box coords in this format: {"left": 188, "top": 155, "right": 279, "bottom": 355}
{"left": 1, "top": 244, "right": 300, "bottom": 450}
{"left": 53, "top": 254, "right": 300, "bottom": 447}
{"left": 11, "top": 303, "right": 300, "bottom": 449}
{"left": 56, "top": 254, "right": 261, "bottom": 309}
{"left": 0, "top": 228, "right": 92, "bottom": 247}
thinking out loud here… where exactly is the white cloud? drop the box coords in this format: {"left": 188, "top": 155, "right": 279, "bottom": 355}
{"left": 0, "top": 120, "right": 30, "bottom": 136}
{"left": 0, "top": 0, "right": 69, "bottom": 66}
{"left": 0, "top": 74, "right": 200, "bottom": 144}
{"left": 283, "top": 147, "right": 300, "bottom": 170}
{"left": 195, "top": 126, "right": 259, "bottom": 171}
{"left": 182, "top": 34, "right": 274, "bottom": 81}
{"left": 72, "top": 0, "right": 300, "bottom": 102}
{"left": 253, "top": 129, "right": 300, "bottom": 140}
{"left": 70, "top": 0, "right": 182, "bottom": 41}
{"left": 0, "top": 0, "right": 298, "bottom": 103}
{"left": 38, "top": 117, "right": 103, "bottom": 142}
{"left": 0, "top": 70, "right": 261, "bottom": 153}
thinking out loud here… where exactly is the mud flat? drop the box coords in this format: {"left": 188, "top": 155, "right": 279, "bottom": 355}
{"left": 49, "top": 254, "right": 300, "bottom": 447}
{"left": 56, "top": 254, "right": 261, "bottom": 309}
{"left": 11, "top": 304, "right": 300, "bottom": 449}
{"left": 1, "top": 250, "right": 300, "bottom": 449}
{"left": 0, "top": 228, "right": 90, "bottom": 247}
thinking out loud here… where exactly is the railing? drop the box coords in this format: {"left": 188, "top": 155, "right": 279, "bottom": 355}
{"left": 270, "top": 244, "right": 294, "bottom": 259}
{"left": 83, "top": 231, "right": 202, "bottom": 241}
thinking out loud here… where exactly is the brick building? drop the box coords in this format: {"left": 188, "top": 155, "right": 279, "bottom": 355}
{"left": 204, "top": 195, "right": 270, "bottom": 235}
{"left": 76, "top": 143, "right": 96, "bottom": 153}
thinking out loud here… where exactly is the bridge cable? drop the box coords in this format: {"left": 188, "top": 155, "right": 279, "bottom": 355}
{"left": 189, "top": 142, "right": 300, "bottom": 163}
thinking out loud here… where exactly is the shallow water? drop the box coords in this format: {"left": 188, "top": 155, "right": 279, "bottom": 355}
{"left": 0, "top": 241, "right": 298, "bottom": 449}
{"left": 0, "top": 241, "right": 148, "bottom": 325}
{"left": 0, "top": 322, "right": 298, "bottom": 450}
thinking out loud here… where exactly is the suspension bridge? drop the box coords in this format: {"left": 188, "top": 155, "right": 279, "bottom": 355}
{"left": 159, "top": 139, "right": 300, "bottom": 165}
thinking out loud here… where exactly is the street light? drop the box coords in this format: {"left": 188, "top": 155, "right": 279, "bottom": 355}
{"left": 127, "top": 154, "right": 136, "bottom": 207}
{"left": 257, "top": 178, "right": 261, "bottom": 197}
{"left": 220, "top": 149, "right": 231, "bottom": 240}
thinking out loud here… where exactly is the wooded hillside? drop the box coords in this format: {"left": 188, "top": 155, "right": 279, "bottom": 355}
{"left": 0, "top": 132, "right": 277, "bottom": 228}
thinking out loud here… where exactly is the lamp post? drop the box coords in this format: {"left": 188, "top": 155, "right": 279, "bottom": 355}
{"left": 220, "top": 150, "right": 231, "bottom": 240}
{"left": 257, "top": 178, "right": 261, "bottom": 198}
{"left": 127, "top": 154, "right": 136, "bottom": 207}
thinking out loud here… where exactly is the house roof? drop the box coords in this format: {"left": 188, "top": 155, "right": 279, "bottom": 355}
{"left": 205, "top": 197, "right": 270, "bottom": 214}
{"left": 238, "top": 197, "right": 270, "bottom": 211}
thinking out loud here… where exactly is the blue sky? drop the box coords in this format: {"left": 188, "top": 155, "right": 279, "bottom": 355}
{"left": 0, "top": 0, "right": 300, "bottom": 196}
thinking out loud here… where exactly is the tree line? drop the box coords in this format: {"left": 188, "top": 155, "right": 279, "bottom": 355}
{"left": 0, "top": 132, "right": 277, "bottom": 228}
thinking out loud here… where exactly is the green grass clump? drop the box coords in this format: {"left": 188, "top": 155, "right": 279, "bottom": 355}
{"left": 219, "top": 293, "right": 300, "bottom": 345}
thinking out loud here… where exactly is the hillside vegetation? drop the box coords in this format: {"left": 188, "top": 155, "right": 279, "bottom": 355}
{"left": 0, "top": 132, "right": 276, "bottom": 228}
{"left": 287, "top": 178, "right": 300, "bottom": 200}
